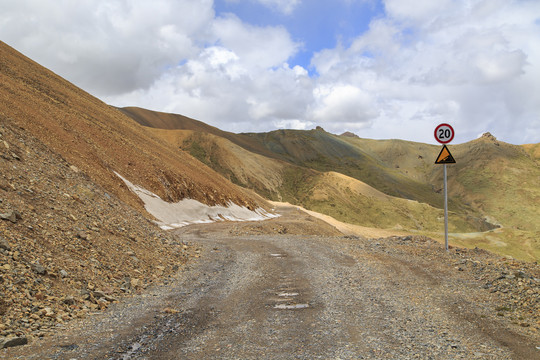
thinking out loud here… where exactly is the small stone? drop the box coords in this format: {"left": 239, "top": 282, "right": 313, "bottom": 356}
{"left": 163, "top": 307, "right": 179, "bottom": 314}
{"left": 77, "top": 231, "right": 88, "bottom": 240}
{"left": 92, "top": 290, "right": 106, "bottom": 299}
{"left": 30, "top": 262, "right": 46, "bottom": 275}
{"left": 92, "top": 291, "right": 117, "bottom": 303}
{"left": 0, "top": 237, "right": 11, "bottom": 251}
{"left": 40, "top": 307, "right": 54, "bottom": 317}
{"left": 0, "top": 210, "right": 22, "bottom": 223}
{"left": 62, "top": 296, "right": 76, "bottom": 305}
{"left": 59, "top": 269, "right": 69, "bottom": 278}
{"left": 0, "top": 336, "right": 28, "bottom": 349}
{"left": 130, "top": 278, "right": 140, "bottom": 289}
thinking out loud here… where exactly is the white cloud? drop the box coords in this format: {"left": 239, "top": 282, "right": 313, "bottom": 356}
{"left": 309, "top": 0, "right": 540, "bottom": 143}
{"left": 384, "top": 0, "right": 456, "bottom": 24}
{"left": 212, "top": 14, "right": 300, "bottom": 69}
{"left": 1, "top": 0, "right": 214, "bottom": 95}
{"left": 309, "top": 84, "right": 378, "bottom": 124}
{"left": 274, "top": 119, "right": 314, "bottom": 130}
{"left": 254, "top": 0, "right": 302, "bottom": 15}
{"left": 109, "top": 49, "right": 312, "bottom": 134}
{"left": 1, "top": 0, "right": 539, "bottom": 144}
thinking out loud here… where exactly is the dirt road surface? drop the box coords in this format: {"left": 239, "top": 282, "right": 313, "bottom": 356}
{"left": 3, "top": 207, "right": 539, "bottom": 359}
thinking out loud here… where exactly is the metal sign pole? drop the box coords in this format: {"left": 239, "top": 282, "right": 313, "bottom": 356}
{"left": 444, "top": 163, "right": 449, "bottom": 251}
{"left": 434, "top": 123, "right": 455, "bottom": 251}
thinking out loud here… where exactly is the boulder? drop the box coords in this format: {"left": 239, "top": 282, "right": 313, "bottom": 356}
{"left": 0, "top": 336, "right": 28, "bottom": 349}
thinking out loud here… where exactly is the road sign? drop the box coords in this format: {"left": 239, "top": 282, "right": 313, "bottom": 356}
{"left": 435, "top": 145, "right": 456, "bottom": 164}
{"left": 434, "top": 123, "right": 454, "bottom": 144}
{"left": 434, "top": 124, "right": 455, "bottom": 252}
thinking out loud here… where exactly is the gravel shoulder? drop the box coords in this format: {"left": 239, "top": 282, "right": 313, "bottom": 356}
{"left": 2, "top": 206, "right": 539, "bottom": 359}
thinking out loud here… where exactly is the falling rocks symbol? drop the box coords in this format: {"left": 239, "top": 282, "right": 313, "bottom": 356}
{"left": 435, "top": 145, "right": 456, "bottom": 164}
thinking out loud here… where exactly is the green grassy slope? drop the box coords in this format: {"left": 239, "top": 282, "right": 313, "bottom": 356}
{"left": 147, "top": 128, "right": 493, "bottom": 234}
{"left": 244, "top": 129, "right": 450, "bottom": 210}
{"left": 121, "top": 107, "right": 540, "bottom": 261}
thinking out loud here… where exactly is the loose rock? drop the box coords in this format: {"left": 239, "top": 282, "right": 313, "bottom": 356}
{"left": 0, "top": 336, "right": 28, "bottom": 349}
{"left": 0, "top": 210, "right": 21, "bottom": 223}
{"left": 0, "top": 237, "right": 11, "bottom": 251}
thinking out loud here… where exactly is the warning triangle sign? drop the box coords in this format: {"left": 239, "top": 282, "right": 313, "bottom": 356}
{"left": 435, "top": 145, "right": 456, "bottom": 164}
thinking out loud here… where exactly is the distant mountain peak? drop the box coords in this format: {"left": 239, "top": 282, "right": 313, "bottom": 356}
{"left": 479, "top": 132, "right": 500, "bottom": 146}
{"left": 481, "top": 132, "right": 497, "bottom": 141}
{"left": 340, "top": 131, "right": 359, "bottom": 138}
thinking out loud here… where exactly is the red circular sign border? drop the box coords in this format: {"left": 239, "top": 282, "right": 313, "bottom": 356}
{"left": 434, "top": 123, "right": 455, "bottom": 144}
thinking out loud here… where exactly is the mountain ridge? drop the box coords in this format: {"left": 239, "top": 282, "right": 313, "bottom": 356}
{"left": 0, "top": 40, "right": 272, "bottom": 342}
{"left": 122, "top": 106, "right": 539, "bottom": 262}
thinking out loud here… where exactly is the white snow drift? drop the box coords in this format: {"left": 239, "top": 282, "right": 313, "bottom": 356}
{"left": 116, "top": 172, "right": 278, "bottom": 229}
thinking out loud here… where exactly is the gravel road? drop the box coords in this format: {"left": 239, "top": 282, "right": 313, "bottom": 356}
{"left": 3, "top": 208, "right": 539, "bottom": 359}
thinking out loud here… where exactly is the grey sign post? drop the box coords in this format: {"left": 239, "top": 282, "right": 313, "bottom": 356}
{"left": 434, "top": 124, "right": 456, "bottom": 251}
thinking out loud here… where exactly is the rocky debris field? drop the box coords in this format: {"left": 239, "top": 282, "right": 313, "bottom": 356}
{"left": 0, "top": 120, "right": 193, "bottom": 348}
{"left": 349, "top": 235, "right": 540, "bottom": 338}
{"left": 231, "top": 218, "right": 540, "bottom": 339}
{"left": 0, "top": 208, "right": 539, "bottom": 358}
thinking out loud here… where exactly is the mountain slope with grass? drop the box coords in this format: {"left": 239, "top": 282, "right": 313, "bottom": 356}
{"left": 0, "top": 42, "right": 267, "bottom": 214}
{"left": 124, "top": 108, "right": 540, "bottom": 262}
{"left": 0, "top": 41, "right": 273, "bottom": 343}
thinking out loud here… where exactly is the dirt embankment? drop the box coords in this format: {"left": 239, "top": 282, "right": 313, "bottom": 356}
{"left": 0, "top": 120, "right": 193, "bottom": 345}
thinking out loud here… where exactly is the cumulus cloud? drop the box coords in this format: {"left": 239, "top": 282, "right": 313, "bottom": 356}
{"left": 309, "top": 84, "right": 378, "bottom": 124}
{"left": 211, "top": 14, "right": 300, "bottom": 69}
{"left": 1, "top": 0, "right": 539, "bottom": 144}
{"left": 221, "top": 0, "right": 301, "bottom": 15}
{"left": 109, "top": 48, "right": 312, "bottom": 133}
{"left": 309, "top": 0, "right": 540, "bottom": 143}
{"left": 1, "top": 0, "right": 215, "bottom": 95}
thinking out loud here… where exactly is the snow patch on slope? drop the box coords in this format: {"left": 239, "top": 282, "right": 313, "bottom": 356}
{"left": 116, "top": 172, "right": 278, "bottom": 229}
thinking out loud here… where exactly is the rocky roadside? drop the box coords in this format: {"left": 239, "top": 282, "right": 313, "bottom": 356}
{"left": 226, "top": 215, "right": 540, "bottom": 337}
{"left": 350, "top": 234, "right": 540, "bottom": 339}
{"left": 0, "top": 213, "right": 538, "bottom": 359}
{"left": 0, "top": 120, "right": 194, "bottom": 348}
{"left": 222, "top": 216, "right": 540, "bottom": 343}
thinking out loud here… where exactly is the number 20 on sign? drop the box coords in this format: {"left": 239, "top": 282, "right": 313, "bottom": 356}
{"left": 434, "top": 123, "right": 454, "bottom": 144}
{"left": 434, "top": 123, "right": 455, "bottom": 252}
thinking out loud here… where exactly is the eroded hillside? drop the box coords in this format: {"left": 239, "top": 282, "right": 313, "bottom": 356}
{"left": 0, "top": 118, "right": 192, "bottom": 341}
{"left": 0, "top": 41, "right": 271, "bottom": 345}
{"left": 0, "top": 42, "right": 266, "bottom": 213}
{"left": 123, "top": 107, "right": 540, "bottom": 261}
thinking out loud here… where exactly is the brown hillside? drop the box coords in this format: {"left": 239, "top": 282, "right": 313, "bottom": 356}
{"left": 0, "top": 42, "right": 265, "bottom": 214}
{"left": 146, "top": 126, "right": 490, "bottom": 235}
{"left": 145, "top": 128, "right": 287, "bottom": 199}
{"left": 128, "top": 106, "right": 539, "bottom": 261}
{"left": 523, "top": 143, "right": 540, "bottom": 164}
{"left": 0, "top": 119, "right": 191, "bottom": 339}
{"left": 0, "top": 40, "right": 272, "bottom": 343}
{"left": 120, "top": 106, "right": 277, "bottom": 160}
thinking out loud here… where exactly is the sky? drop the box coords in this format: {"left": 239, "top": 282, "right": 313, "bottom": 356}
{"left": 1, "top": 0, "right": 539, "bottom": 145}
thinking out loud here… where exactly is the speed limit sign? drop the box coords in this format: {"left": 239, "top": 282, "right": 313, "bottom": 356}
{"left": 434, "top": 123, "right": 454, "bottom": 144}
